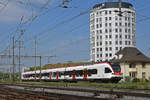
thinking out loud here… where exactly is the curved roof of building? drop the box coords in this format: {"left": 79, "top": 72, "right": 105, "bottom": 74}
{"left": 93, "top": 2, "right": 133, "bottom": 9}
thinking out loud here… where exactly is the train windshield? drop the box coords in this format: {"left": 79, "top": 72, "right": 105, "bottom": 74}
{"left": 111, "top": 63, "right": 121, "bottom": 72}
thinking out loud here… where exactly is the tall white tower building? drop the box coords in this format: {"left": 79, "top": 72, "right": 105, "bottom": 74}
{"left": 90, "top": 2, "right": 136, "bottom": 62}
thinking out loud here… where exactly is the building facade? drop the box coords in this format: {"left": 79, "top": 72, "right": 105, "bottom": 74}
{"left": 90, "top": 2, "right": 136, "bottom": 61}
{"left": 114, "top": 47, "right": 150, "bottom": 81}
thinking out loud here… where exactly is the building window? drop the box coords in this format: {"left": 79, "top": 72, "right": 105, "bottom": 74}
{"left": 100, "top": 42, "right": 102, "bottom": 45}
{"left": 119, "top": 22, "right": 122, "bottom": 26}
{"left": 105, "top": 11, "right": 107, "bottom": 15}
{"left": 109, "top": 41, "right": 112, "bottom": 45}
{"left": 105, "top": 41, "right": 108, "bottom": 45}
{"left": 116, "top": 47, "right": 118, "bottom": 50}
{"left": 97, "top": 36, "right": 99, "bottom": 39}
{"left": 109, "top": 35, "right": 112, "bottom": 39}
{"left": 119, "top": 29, "right": 122, "bottom": 32}
{"left": 97, "top": 42, "right": 99, "bottom": 46}
{"left": 128, "top": 35, "right": 130, "bottom": 39}
{"left": 97, "top": 48, "right": 99, "bottom": 52}
{"left": 125, "top": 23, "right": 127, "bottom": 27}
{"left": 109, "top": 53, "right": 112, "bottom": 57}
{"left": 115, "top": 35, "right": 118, "bottom": 38}
{"left": 142, "top": 63, "right": 146, "bottom": 68}
{"left": 105, "top": 17, "right": 108, "bottom": 21}
{"left": 96, "top": 24, "right": 99, "bottom": 28}
{"left": 109, "top": 17, "right": 111, "bottom": 20}
{"left": 115, "top": 23, "right": 118, "bottom": 26}
{"left": 105, "top": 53, "right": 108, "bottom": 57}
{"left": 97, "top": 54, "right": 99, "bottom": 58}
{"left": 119, "top": 41, "right": 122, "bottom": 45}
{"left": 120, "top": 47, "right": 122, "bottom": 50}
{"left": 115, "top": 41, "right": 118, "bottom": 45}
{"left": 105, "top": 35, "right": 108, "bottom": 39}
{"left": 125, "top": 41, "right": 128, "bottom": 45}
{"left": 105, "top": 47, "right": 108, "bottom": 51}
{"left": 100, "top": 24, "right": 102, "bottom": 27}
{"left": 129, "top": 41, "right": 131, "bottom": 45}
{"left": 142, "top": 72, "right": 146, "bottom": 78}
{"left": 100, "top": 30, "right": 102, "bottom": 33}
{"left": 109, "top": 29, "right": 112, "bottom": 33}
{"left": 96, "top": 18, "right": 98, "bottom": 22}
{"left": 129, "top": 72, "right": 137, "bottom": 78}
{"left": 100, "top": 54, "right": 102, "bottom": 57}
{"left": 128, "top": 29, "right": 131, "bottom": 33}
{"left": 105, "top": 23, "right": 107, "bottom": 27}
{"left": 125, "top": 17, "right": 127, "bottom": 21}
{"left": 125, "top": 29, "right": 127, "bottom": 33}
{"left": 125, "top": 35, "right": 128, "bottom": 39}
{"left": 119, "top": 35, "right": 122, "bottom": 38}
{"left": 109, "top": 47, "right": 112, "bottom": 51}
{"left": 115, "top": 16, "right": 118, "bottom": 20}
{"left": 109, "top": 11, "right": 111, "bottom": 14}
{"left": 115, "top": 29, "right": 118, "bottom": 33}
{"left": 100, "top": 36, "right": 102, "bottom": 39}
{"left": 109, "top": 23, "right": 111, "bottom": 27}
{"left": 100, "top": 48, "right": 102, "bottom": 51}
{"left": 99, "top": 18, "right": 102, "bottom": 21}
{"left": 119, "top": 17, "right": 122, "bottom": 20}
{"left": 129, "top": 63, "right": 136, "bottom": 68}
{"left": 105, "top": 29, "right": 108, "bottom": 33}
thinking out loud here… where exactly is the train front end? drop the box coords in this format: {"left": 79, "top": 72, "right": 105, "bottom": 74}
{"left": 109, "top": 62, "right": 122, "bottom": 83}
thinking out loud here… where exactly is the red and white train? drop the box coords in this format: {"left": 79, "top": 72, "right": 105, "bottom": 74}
{"left": 21, "top": 62, "right": 122, "bottom": 83}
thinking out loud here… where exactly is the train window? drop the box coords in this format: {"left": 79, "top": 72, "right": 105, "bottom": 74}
{"left": 64, "top": 71, "right": 72, "bottom": 77}
{"left": 53, "top": 72, "right": 56, "bottom": 77}
{"left": 111, "top": 63, "right": 121, "bottom": 72}
{"left": 58, "top": 72, "right": 61, "bottom": 77}
{"left": 105, "top": 68, "right": 112, "bottom": 73}
{"left": 76, "top": 70, "right": 83, "bottom": 77}
{"left": 42, "top": 73, "right": 49, "bottom": 77}
{"left": 88, "top": 69, "right": 97, "bottom": 75}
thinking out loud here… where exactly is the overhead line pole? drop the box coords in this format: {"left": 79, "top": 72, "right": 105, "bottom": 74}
{"left": 35, "top": 36, "right": 37, "bottom": 80}
{"left": 12, "top": 36, "right": 15, "bottom": 81}
{"left": 18, "top": 40, "right": 22, "bottom": 81}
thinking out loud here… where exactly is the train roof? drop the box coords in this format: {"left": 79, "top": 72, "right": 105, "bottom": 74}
{"left": 22, "top": 62, "right": 113, "bottom": 74}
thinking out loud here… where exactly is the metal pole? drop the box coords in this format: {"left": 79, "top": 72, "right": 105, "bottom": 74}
{"left": 34, "top": 36, "right": 37, "bottom": 80}
{"left": 18, "top": 40, "right": 21, "bottom": 81}
{"left": 12, "top": 36, "right": 15, "bottom": 81}
{"left": 8, "top": 44, "right": 11, "bottom": 79}
{"left": 40, "top": 56, "right": 42, "bottom": 82}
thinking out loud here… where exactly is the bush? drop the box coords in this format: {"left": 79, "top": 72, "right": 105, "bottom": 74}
{"left": 132, "top": 78, "right": 140, "bottom": 82}
{"left": 140, "top": 78, "right": 149, "bottom": 82}
{"left": 125, "top": 76, "right": 131, "bottom": 82}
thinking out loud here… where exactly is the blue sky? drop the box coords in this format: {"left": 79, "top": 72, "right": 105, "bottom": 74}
{"left": 0, "top": 0, "right": 150, "bottom": 68}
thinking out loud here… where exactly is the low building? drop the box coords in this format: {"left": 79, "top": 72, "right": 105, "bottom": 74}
{"left": 114, "top": 47, "right": 150, "bottom": 81}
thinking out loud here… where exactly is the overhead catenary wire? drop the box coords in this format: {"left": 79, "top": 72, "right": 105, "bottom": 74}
{"left": 23, "top": 8, "right": 91, "bottom": 46}
{"left": 0, "top": 0, "right": 53, "bottom": 54}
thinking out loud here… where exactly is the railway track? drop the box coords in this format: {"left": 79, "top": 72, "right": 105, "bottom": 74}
{"left": 0, "top": 83, "right": 150, "bottom": 100}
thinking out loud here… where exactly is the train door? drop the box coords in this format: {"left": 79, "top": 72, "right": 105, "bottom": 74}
{"left": 72, "top": 70, "right": 76, "bottom": 79}
{"left": 56, "top": 72, "right": 59, "bottom": 80}
{"left": 83, "top": 69, "right": 87, "bottom": 79}
{"left": 104, "top": 67, "right": 112, "bottom": 79}
{"left": 49, "top": 72, "right": 52, "bottom": 80}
